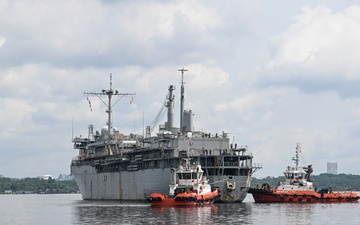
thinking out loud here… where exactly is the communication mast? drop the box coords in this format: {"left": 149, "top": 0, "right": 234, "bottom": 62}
{"left": 84, "top": 74, "right": 135, "bottom": 154}
{"left": 178, "top": 67, "right": 188, "bottom": 134}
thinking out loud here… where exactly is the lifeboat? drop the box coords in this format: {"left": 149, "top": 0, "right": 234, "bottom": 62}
{"left": 147, "top": 157, "right": 220, "bottom": 206}
{"left": 248, "top": 143, "right": 359, "bottom": 203}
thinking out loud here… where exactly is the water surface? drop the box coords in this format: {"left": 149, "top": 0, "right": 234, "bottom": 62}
{"left": 0, "top": 194, "right": 359, "bottom": 224}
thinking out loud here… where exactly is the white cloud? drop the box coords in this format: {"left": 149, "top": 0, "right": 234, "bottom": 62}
{"left": 0, "top": 36, "right": 4, "bottom": 48}
{"left": 1, "top": 1, "right": 360, "bottom": 179}
{"left": 260, "top": 5, "right": 360, "bottom": 96}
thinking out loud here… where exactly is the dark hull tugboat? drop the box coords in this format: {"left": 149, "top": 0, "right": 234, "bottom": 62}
{"left": 249, "top": 143, "right": 359, "bottom": 203}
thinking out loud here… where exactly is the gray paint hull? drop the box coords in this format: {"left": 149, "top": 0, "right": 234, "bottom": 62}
{"left": 71, "top": 164, "right": 250, "bottom": 202}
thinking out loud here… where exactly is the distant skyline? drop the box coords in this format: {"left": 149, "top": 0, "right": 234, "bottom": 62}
{"left": 1, "top": 0, "right": 360, "bottom": 178}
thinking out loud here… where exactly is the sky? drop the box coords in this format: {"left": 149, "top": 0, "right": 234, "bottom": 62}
{"left": 1, "top": 0, "right": 360, "bottom": 178}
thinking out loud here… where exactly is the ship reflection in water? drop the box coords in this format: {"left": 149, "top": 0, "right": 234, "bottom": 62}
{"left": 73, "top": 200, "right": 255, "bottom": 225}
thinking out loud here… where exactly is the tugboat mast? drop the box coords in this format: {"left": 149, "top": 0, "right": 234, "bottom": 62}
{"left": 84, "top": 74, "right": 135, "bottom": 152}
{"left": 178, "top": 67, "right": 188, "bottom": 134}
{"left": 292, "top": 143, "right": 301, "bottom": 170}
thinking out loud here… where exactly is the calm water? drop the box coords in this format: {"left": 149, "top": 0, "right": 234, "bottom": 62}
{"left": 0, "top": 193, "right": 359, "bottom": 225}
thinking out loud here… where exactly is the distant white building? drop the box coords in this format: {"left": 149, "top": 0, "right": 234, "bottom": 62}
{"left": 57, "top": 174, "right": 74, "bottom": 181}
{"left": 39, "top": 175, "right": 54, "bottom": 180}
{"left": 327, "top": 161, "right": 337, "bottom": 174}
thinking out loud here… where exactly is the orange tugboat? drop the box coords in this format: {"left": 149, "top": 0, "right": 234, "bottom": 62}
{"left": 147, "top": 157, "right": 220, "bottom": 206}
{"left": 249, "top": 143, "right": 359, "bottom": 203}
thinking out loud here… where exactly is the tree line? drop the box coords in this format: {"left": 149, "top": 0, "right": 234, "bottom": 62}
{"left": 0, "top": 177, "right": 79, "bottom": 194}
{"left": 251, "top": 173, "right": 360, "bottom": 191}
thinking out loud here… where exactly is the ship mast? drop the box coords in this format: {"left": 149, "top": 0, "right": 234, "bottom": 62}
{"left": 84, "top": 74, "right": 135, "bottom": 153}
{"left": 178, "top": 67, "right": 188, "bottom": 134}
{"left": 292, "top": 143, "right": 301, "bottom": 170}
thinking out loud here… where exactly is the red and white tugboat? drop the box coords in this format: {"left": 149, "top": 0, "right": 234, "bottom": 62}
{"left": 147, "top": 157, "right": 220, "bottom": 206}
{"left": 249, "top": 143, "right": 359, "bottom": 203}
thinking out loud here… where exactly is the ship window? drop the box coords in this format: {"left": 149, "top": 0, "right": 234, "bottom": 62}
{"left": 240, "top": 169, "right": 248, "bottom": 176}
{"left": 224, "top": 168, "right": 238, "bottom": 176}
{"left": 192, "top": 173, "right": 197, "bottom": 179}
{"left": 207, "top": 168, "right": 219, "bottom": 176}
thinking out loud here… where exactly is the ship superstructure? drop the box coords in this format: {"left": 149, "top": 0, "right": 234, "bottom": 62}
{"left": 71, "top": 70, "right": 262, "bottom": 202}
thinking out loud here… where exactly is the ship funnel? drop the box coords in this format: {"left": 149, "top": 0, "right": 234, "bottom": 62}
{"left": 165, "top": 85, "right": 175, "bottom": 131}
{"left": 183, "top": 110, "right": 194, "bottom": 133}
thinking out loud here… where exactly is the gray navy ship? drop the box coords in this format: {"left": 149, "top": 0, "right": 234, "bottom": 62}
{"left": 71, "top": 69, "right": 262, "bottom": 202}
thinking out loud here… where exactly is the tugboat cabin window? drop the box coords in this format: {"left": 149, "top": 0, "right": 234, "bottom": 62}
{"left": 178, "top": 172, "right": 198, "bottom": 179}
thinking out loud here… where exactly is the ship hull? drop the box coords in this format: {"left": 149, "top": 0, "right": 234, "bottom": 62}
{"left": 148, "top": 189, "right": 219, "bottom": 206}
{"left": 71, "top": 164, "right": 250, "bottom": 203}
